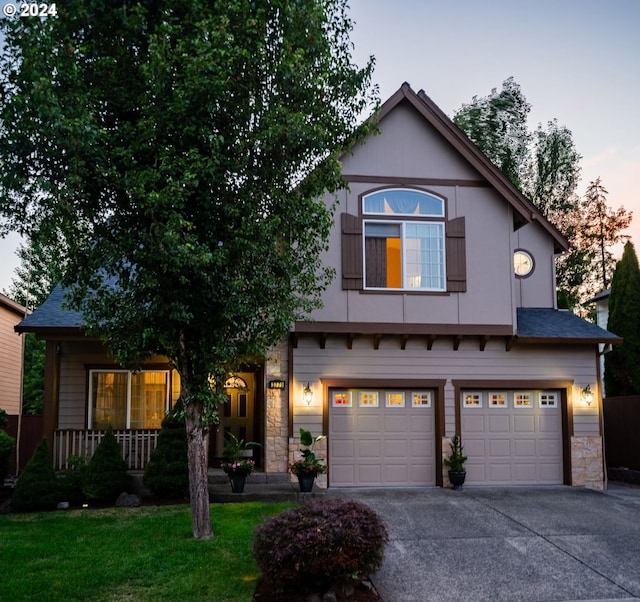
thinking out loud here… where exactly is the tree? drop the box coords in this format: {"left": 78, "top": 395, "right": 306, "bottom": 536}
{"left": 453, "top": 77, "right": 531, "bottom": 189}
{"left": 0, "top": 1, "right": 375, "bottom": 538}
{"left": 604, "top": 242, "right": 640, "bottom": 396}
{"left": 581, "top": 178, "right": 632, "bottom": 291}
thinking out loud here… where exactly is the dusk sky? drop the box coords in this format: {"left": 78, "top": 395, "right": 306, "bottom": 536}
{"left": 1, "top": 0, "right": 638, "bottom": 295}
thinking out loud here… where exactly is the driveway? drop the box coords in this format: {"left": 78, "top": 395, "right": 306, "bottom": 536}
{"left": 328, "top": 485, "right": 640, "bottom": 602}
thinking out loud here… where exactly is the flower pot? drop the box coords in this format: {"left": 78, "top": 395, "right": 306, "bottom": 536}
{"left": 230, "top": 476, "right": 246, "bottom": 493}
{"left": 448, "top": 470, "right": 466, "bottom": 491}
{"left": 297, "top": 474, "right": 316, "bottom": 492}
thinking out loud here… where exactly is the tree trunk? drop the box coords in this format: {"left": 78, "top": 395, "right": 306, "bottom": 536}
{"left": 185, "top": 405, "right": 213, "bottom": 540}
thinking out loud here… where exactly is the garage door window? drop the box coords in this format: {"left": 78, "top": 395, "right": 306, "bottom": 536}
{"left": 412, "top": 392, "right": 432, "bottom": 407}
{"left": 386, "top": 392, "right": 405, "bottom": 407}
{"left": 489, "top": 393, "right": 507, "bottom": 408}
{"left": 514, "top": 392, "right": 533, "bottom": 408}
{"left": 332, "top": 391, "right": 352, "bottom": 407}
{"left": 463, "top": 392, "right": 482, "bottom": 407}
{"left": 359, "top": 392, "right": 379, "bottom": 407}
{"left": 539, "top": 392, "right": 558, "bottom": 408}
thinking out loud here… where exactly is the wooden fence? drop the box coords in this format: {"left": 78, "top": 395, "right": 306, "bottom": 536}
{"left": 53, "top": 429, "right": 160, "bottom": 471}
{"left": 6, "top": 414, "right": 44, "bottom": 473}
{"left": 603, "top": 396, "right": 640, "bottom": 471}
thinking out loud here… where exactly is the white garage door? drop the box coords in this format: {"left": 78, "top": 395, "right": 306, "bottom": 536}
{"left": 461, "top": 390, "right": 563, "bottom": 485}
{"left": 329, "top": 388, "right": 435, "bottom": 487}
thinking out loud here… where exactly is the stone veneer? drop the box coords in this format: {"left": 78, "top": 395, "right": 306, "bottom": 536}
{"left": 571, "top": 436, "right": 604, "bottom": 490}
{"left": 264, "top": 341, "right": 290, "bottom": 474}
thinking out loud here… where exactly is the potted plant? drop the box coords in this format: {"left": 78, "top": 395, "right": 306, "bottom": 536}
{"left": 220, "top": 432, "right": 260, "bottom": 493}
{"left": 444, "top": 434, "right": 467, "bottom": 491}
{"left": 289, "top": 428, "right": 327, "bottom": 492}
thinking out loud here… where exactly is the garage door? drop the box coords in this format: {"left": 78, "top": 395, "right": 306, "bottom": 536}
{"left": 329, "top": 388, "right": 435, "bottom": 487}
{"left": 461, "top": 390, "right": 563, "bottom": 485}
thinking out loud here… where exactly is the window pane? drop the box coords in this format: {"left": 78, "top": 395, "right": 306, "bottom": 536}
{"left": 405, "top": 223, "right": 444, "bottom": 290}
{"left": 365, "top": 222, "right": 402, "bottom": 288}
{"left": 91, "top": 372, "right": 128, "bottom": 429}
{"left": 364, "top": 189, "right": 444, "bottom": 216}
{"left": 130, "top": 372, "right": 168, "bottom": 429}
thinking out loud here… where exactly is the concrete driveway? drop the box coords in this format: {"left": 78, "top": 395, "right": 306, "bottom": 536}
{"left": 328, "top": 485, "right": 640, "bottom": 602}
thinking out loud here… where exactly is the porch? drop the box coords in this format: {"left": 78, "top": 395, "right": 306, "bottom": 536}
{"left": 53, "top": 429, "right": 160, "bottom": 470}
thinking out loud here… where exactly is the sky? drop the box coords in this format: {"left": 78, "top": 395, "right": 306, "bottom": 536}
{"left": 0, "top": 0, "right": 639, "bottom": 295}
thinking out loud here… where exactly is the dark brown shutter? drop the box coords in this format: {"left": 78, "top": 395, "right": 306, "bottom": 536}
{"left": 446, "top": 216, "right": 467, "bottom": 292}
{"left": 341, "top": 213, "right": 363, "bottom": 290}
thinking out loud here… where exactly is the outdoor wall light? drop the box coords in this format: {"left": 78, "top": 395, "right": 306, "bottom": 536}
{"left": 303, "top": 382, "right": 313, "bottom": 405}
{"left": 581, "top": 385, "right": 594, "bottom": 406}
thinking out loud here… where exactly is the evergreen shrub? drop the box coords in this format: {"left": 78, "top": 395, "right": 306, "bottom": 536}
{"left": 253, "top": 498, "right": 389, "bottom": 593}
{"left": 83, "top": 425, "right": 131, "bottom": 502}
{"left": 143, "top": 408, "right": 189, "bottom": 499}
{"left": 12, "top": 438, "right": 59, "bottom": 511}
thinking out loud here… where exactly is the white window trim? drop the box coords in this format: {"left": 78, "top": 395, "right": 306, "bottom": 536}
{"left": 88, "top": 369, "right": 170, "bottom": 429}
{"left": 363, "top": 219, "right": 446, "bottom": 292}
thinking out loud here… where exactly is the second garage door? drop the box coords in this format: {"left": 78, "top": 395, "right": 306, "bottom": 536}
{"left": 329, "top": 388, "right": 436, "bottom": 487}
{"left": 461, "top": 389, "right": 564, "bottom": 485}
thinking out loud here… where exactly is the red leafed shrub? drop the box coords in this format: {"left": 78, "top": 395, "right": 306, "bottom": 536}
{"left": 253, "top": 497, "right": 389, "bottom": 593}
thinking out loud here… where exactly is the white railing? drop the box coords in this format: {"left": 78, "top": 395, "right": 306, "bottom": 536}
{"left": 53, "top": 429, "right": 160, "bottom": 470}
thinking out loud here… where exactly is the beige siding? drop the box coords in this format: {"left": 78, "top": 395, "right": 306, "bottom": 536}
{"left": 0, "top": 304, "right": 24, "bottom": 415}
{"left": 292, "top": 337, "right": 600, "bottom": 438}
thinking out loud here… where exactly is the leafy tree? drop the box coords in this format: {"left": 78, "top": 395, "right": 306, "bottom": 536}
{"left": 453, "top": 77, "right": 531, "bottom": 189}
{"left": 0, "top": 1, "right": 375, "bottom": 538}
{"left": 605, "top": 242, "right": 640, "bottom": 396}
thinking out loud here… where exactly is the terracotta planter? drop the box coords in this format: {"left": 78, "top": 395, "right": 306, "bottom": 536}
{"left": 230, "top": 476, "right": 246, "bottom": 493}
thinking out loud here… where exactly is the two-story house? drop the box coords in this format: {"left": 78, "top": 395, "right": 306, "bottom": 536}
{"left": 16, "top": 84, "right": 620, "bottom": 489}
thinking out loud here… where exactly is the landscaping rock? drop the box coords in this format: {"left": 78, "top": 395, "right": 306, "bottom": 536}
{"left": 57, "top": 501, "right": 70, "bottom": 510}
{"left": 115, "top": 492, "right": 141, "bottom": 507}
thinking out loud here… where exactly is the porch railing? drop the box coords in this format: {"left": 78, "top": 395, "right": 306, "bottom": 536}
{"left": 53, "top": 429, "right": 160, "bottom": 470}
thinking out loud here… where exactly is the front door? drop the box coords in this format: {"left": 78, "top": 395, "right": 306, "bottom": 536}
{"left": 210, "top": 372, "right": 256, "bottom": 465}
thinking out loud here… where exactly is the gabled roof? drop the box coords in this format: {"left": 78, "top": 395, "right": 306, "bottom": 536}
{"left": 369, "top": 83, "right": 569, "bottom": 254}
{"left": 516, "top": 308, "right": 621, "bottom": 344}
{"left": 15, "top": 285, "right": 84, "bottom": 337}
{"left": 0, "top": 293, "right": 26, "bottom": 318}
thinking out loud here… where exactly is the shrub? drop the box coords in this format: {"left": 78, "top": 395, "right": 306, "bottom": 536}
{"left": 12, "top": 438, "right": 59, "bottom": 511}
{"left": 0, "top": 408, "right": 8, "bottom": 430}
{"left": 144, "top": 409, "right": 189, "bottom": 498}
{"left": 253, "top": 497, "right": 389, "bottom": 593}
{"left": 83, "top": 425, "right": 131, "bottom": 502}
{"left": 57, "top": 455, "right": 89, "bottom": 505}
{"left": 0, "top": 429, "right": 16, "bottom": 482}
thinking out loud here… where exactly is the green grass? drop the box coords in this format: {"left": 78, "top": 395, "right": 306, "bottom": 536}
{"left": 0, "top": 502, "right": 292, "bottom": 601}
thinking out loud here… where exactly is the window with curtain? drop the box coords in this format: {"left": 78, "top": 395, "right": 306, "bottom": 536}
{"left": 363, "top": 189, "right": 446, "bottom": 290}
{"left": 89, "top": 370, "right": 170, "bottom": 429}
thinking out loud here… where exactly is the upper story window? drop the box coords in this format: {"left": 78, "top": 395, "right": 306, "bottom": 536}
{"left": 362, "top": 189, "right": 446, "bottom": 291}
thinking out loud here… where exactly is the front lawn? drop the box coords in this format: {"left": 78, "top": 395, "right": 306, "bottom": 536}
{"left": 0, "top": 502, "right": 292, "bottom": 601}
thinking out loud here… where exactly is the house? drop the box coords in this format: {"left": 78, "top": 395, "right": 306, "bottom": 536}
{"left": 16, "top": 83, "right": 621, "bottom": 489}
{"left": 0, "top": 293, "right": 26, "bottom": 416}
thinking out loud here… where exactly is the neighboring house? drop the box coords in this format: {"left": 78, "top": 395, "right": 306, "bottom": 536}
{"left": 16, "top": 83, "right": 621, "bottom": 489}
{"left": 0, "top": 293, "right": 26, "bottom": 416}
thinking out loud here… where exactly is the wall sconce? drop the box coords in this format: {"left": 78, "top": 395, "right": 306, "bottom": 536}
{"left": 581, "top": 385, "right": 594, "bottom": 406}
{"left": 303, "top": 382, "right": 313, "bottom": 405}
